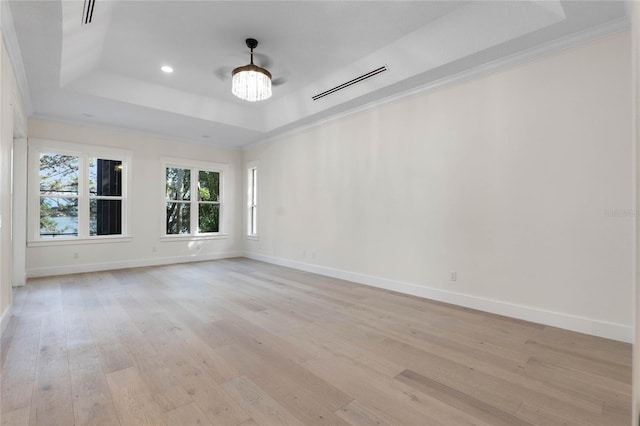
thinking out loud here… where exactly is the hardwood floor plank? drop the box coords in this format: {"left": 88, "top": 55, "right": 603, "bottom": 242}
{"left": 190, "top": 383, "right": 252, "bottom": 426}
{"left": 19, "top": 278, "right": 61, "bottom": 317}
{"left": 334, "top": 400, "right": 392, "bottom": 426}
{"left": 524, "top": 339, "right": 630, "bottom": 383}
{"left": 1, "top": 286, "right": 30, "bottom": 371}
{"left": 68, "top": 366, "right": 121, "bottom": 426}
{"left": 539, "top": 325, "right": 631, "bottom": 357}
{"left": 251, "top": 271, "right": 358, "bottom": 309}
{"left": 371, "top": 334, "right": 607, "bottom": 425}
{"left": 218, "top": 343, "right": 352, "bottom": 426}
{"left": 105, "top": 366, "right": 166, "bottom": 426}
{"left": 9, "top": 284, "right": 29, "bottom": 315}
{"left": 158, "top": 347, "right": 218, "bottom": 398}
{"left": 29, "top": 310, "right": 74, "bottom": 426}
{"left": 285, "top": 323, "right": 405, "bottom": 378}
{"left": 523, "top": 356, "right": 630, "bottom": 408}
{"left": 1, "top": 406, "right": 30, "bottom": 426}
{"left": 167, "top": 325, "right": 242, "bottom": 385}
{"left": 0, "top": 316, "right": 18, "bottom": 369}
{"left": 222, "top": 376, "right": 302, "bottom": 426}
{"left": 3, "top": 259, "right": 631, "bottom": 426}
{"left": 63, "top": 307, "right": 120, "bottom": 426}
{"left": 85, "top": 307, "right": 136, "bottom": 375}
{"left": 122, "top": 301, "right": 248, "bottom": 425}
{"left": 0, "top": 315, "right": 41, "bottom": 419}
{"left": 234, "top": 306, "right": 312, "bottom": 338}
{"left": 384, "top": 316, "right": 532, "bottom": 365}
{"left": 355, "top": 317, "right": 616, "bottom": 416}
{"left": 603, "top": 400, "right": 632, "bottom": 426}
{"left": 515, "top": 402, "right": 584, "bottom": 426}
{"left": 132, "top": 353, "right": 193, "bottom": 413}
{"left": 318, "top": 317, "right": 605, "bottom": 420}
{"left": 395, "top": 368, "right": 534, "bottom": 426}
{"left": 304, "top": 351, "right": 490, "bottom": 426}
{"left": 210, "top": 316, "right": 315, "bottom": 365}
{"left": 163, "top": 402, "right": 213, "bottom": 426}
{"left": 228, "top": 272, "right": 357, "bottom": 325}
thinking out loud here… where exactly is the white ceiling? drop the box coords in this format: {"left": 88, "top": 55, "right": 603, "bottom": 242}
{"left": 7, "top": 1, "right": 630, "bottom": 148}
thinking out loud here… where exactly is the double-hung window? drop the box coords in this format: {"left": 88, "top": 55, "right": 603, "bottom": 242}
{"left": 162, "top": 158, "right": 226, "bottom": 238}
{"left": 28, "top": 139, "right": 131, "bottom": 243}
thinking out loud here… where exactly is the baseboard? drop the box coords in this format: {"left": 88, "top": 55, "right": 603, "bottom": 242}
{"left": 0, "top": 303, "right": 13, "bottom": 336}
{"left": 243, "top": 252, "right": 633, "bottom": 343}
{"left": 26, "top": 251, "right": 244, "bottom": 278}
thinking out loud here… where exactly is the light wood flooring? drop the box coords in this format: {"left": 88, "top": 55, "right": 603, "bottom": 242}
{"left": 0, "top": 258, "right": 632, "bottom": 425}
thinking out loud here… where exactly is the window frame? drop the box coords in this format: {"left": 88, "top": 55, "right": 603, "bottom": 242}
{"left": 28, "top": 138, "right": 132, "bottom": 246}
{"left": 247, "top": 163, "right": 258, "bottom": 239}
{"left": 160, "top": 157, "right": 228, "bottom": 240}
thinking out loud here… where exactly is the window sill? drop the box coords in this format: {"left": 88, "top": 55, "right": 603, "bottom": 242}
{"left": 28, "top": 236, "right": 133, "bottom": 247}
{"left": 160, "top": 233, "right": 229, "bottom": 242}
{"left": 246, "top": 235, "right": 260, "bottom": 241}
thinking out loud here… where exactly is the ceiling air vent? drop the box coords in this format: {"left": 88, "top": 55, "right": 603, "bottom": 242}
{"left": 82, "top": 0, "right": 96, "bottom": 25}
{"left": 312, "top": 66, "right": 388, "bottom": 101}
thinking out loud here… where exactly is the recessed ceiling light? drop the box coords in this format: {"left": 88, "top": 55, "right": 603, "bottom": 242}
{"left": 161, "top": 65, "right": 174, "bottom": 73}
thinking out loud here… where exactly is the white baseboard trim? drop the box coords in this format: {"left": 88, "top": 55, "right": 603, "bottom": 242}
{"left": 26, "top": 251, "right": 244, "bottom": 278}
{"left": 243, "top": 252, "right": 633, "bottom": 343}
{"left": 0, "top": 303, "right": 13, "bottom": 337}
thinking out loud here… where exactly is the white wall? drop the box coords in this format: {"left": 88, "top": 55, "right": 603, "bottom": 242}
{"left": 244, "top": 32, "right": 634, "bottom": 342}
{"left": 0, "top": 35, "right": 12, "bottom": 332}
{"left": 0, "top": 34, "right": 25, "bottom": 333}
{"left": 26, "top": 119, "right": 244, "bottom": 277}
{"left": 632, "top": 1, "right": 640, "bottom": 422}
{"left": 12, "top": 137, "right": 26, "bottom": 287}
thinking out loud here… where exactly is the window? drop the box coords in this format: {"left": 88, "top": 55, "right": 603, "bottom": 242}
{"left": 165, "top": 167, "right": 191, "bottom": 234}
{"left": 39, "top": 153, "right": 79, "bottom": 238}
{"left": 247, "top": 166, "right": 257, "bottom": 236}
{"left": 163, "top": 158, "right": 225, "bottom": 237}
{"left": 29, "top": 139, "right": 131, "bottom": 243}
{"left": 90, "top": 158, "right": 123, "bottom": 236}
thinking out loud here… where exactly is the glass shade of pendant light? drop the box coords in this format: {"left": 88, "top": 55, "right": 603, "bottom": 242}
{"left": 232, "top": 38, "right": 272, "bottom": 102}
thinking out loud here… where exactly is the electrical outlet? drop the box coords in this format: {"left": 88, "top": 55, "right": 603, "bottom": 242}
{"left": 450, "top": 271, "right": 457, "bottom": 282}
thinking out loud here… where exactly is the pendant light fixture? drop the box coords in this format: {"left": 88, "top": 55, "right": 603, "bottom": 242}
{"left": 232, "top": 38, "right": 272, "bottom": 102}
